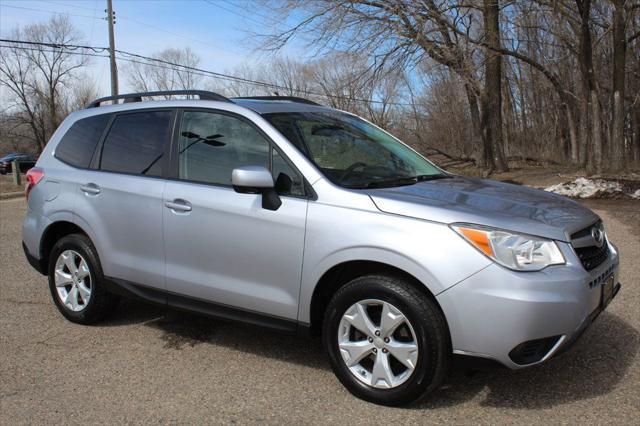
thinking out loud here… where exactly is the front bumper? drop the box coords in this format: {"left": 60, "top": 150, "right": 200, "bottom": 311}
{"left": 436, "top": 241, "right": 620, "bottom": 369}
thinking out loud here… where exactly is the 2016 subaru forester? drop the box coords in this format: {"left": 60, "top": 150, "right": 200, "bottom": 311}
{"left": 22, "top": 90, "right": 620, "bottom": 406}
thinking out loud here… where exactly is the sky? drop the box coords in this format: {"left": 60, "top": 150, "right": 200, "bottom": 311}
{"left": 0, "top": 0, "right": 303, "bottom": 95}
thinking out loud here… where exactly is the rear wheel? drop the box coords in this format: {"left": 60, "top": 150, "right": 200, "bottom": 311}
{"left": 323, "top": 275, "right": 450, "bottom": 406}
{"left": 48, "top": 234, "right": 118, "bottom": 324}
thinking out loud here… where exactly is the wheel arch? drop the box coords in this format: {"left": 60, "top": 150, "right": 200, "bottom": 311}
{"left": 307, "top": 260, "right": 450, "bottom": 338}
{"left": 39, "top": 221, "right": 90, "bottom": 274}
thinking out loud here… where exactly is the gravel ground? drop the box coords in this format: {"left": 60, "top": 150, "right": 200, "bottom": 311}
{"left": 0, "top": 197, "right": 638, "bottom": 424}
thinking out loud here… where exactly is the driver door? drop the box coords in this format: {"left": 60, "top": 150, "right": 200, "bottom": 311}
{"left": 163, "top": 109, "right": 308, "bottom": 321}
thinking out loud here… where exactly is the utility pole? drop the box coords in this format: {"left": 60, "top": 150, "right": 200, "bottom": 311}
{"left": 106, "top": 0, "right": 118, "bottom": 96}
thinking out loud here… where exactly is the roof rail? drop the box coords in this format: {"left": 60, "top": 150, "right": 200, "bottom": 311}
{"left": 231, "top": 96, "right": 321, "bottom": 106}
{"left": 86, "top": 90, "right": 230, "bottom": 108}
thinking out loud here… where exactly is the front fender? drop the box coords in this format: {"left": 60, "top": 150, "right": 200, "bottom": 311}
{"left": 297, "top": 201, "right": 491, "bottom": 324}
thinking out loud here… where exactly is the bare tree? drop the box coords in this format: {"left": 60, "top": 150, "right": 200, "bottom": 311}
{"left": 226, "top": 52, "right": 407, "bottom": 130}
{"left": 0, "top": 15, "right": 89, "bottom": 151}
{"left": 247, "top": 0, "right": 640, "bottom": 172}
{"left": 307, "top": 53, "right": 371, "bottom": 114}
{"left": 221, "top": 56, "right": 315, "bottom": 99}
{"left": 126, "top": 47, "right": 202, "bottom": 95}
{"left": 259, "top": 0, "right": 509, "bottom": 170}
{"left": 265, "top": 56, "right": 314, "bottom": 97}
{"left": 63, "top": 79, "right": 101, "bottom": 112}
{"left": 221, "top": 63, "right": 268, "bottom": 97}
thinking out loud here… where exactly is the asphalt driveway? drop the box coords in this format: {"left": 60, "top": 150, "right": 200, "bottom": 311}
{"left": 1, "top": 198, "right": 638, "bottom": 424}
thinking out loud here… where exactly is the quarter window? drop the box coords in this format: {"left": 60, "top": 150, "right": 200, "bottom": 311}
{"left": 178, "top": 111, "right": 269, "bottom": 185}
{"left": 100, "top": 111, "right": 173, "bottom": 176}
{"left": 55, "top": 114, "right": 110, "bottom": 168}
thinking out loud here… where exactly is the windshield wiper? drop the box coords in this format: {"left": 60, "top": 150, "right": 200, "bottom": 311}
{"left": 348, "top": 173, "right": 450, "bottom": 189}
{"left": 413, "top": 173, "right": 450, "bottom": 182}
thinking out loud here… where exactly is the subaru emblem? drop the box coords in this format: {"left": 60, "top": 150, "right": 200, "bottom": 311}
{"left": 591, "top": 227, "right": 604, "bottom": 247}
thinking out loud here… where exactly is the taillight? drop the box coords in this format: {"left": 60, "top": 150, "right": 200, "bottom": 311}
{"left": 25, "top": 167, "right": 44, "bottom": 200}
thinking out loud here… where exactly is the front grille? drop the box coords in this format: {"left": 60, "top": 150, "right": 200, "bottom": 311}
{"left": 571, "top": 221, "right": 609, "bottom": 271}
{"left": 574, "top": 244, "right": 610, "bottom": 271}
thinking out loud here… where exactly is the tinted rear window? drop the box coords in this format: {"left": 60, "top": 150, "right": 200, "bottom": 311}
{"left": 99, "top": 111, "right": 173, "bottom": 176}
{"left": 55, "top": 114, "right": 110, "bottom": 168}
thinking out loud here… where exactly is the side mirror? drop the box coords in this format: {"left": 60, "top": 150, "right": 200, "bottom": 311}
{"left": 231, "top": 165, "right": 282, "bottom": 211}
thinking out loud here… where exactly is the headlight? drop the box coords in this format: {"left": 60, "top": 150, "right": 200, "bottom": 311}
{"left": 451, "top": 225, "right": 565, "bottom": 271}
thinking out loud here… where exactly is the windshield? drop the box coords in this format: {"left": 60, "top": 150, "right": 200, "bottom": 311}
{"left": 263, "top": 111, "right": 445, "bottom": 189}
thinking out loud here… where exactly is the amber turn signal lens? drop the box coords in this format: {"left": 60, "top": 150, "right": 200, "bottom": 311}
{"left": 457, "top": 227, "right": 494, "bottom": 257}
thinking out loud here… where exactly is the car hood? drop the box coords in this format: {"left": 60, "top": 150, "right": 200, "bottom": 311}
{"left": 366, "top": 176, "right": 599, "bottom": 242}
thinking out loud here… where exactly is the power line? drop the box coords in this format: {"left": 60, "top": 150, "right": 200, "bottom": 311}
{"left": 0, "top": 43, "right": 243, "bottom": 87}
{"left": 0, "top": 38, "right": 108, "bottom": 53}
{"left": 116, "top": 16, "right": 240, "bottom": 57}
{"left": 219, "top": 0, "right": 279, "bottom": 24}
{"left": 0, "top": 44, "right": 110, "bottom": 60}
{"left": 116, "top": 49, "right": 412, "bottom": 106}
{"left": 0, "top": 3, "right": 103, "bottom": 21}
{"left": 202, "top": 0, "right": 268, "bottom": 27}
{"left": 0, "top": 39, "right": 414, "bottom": 107}
{"left": 36, "top": 0, "right": 101, "bottom": 13}
{"left": 0, "top": 44, "right": 215, "bottom": 78}
{"left": 7, "top": 0, "right": 241, "bottom": 56}
{"left": 0, "top": 39, "right": 281, "bottom": 89}
{"left": 0, "top": 43, "right": 288, "bottom": 94}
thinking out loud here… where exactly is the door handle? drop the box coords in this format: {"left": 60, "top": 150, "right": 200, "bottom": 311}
{"left": 165, "top": 199, "right": 192, "bottom": 212}
{"left": 80, "top": 183, "right": 101, "bottom": 195}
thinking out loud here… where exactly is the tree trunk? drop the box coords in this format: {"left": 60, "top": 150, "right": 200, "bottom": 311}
{"left": 517, "top": 74, "right": 528, "bottom": 145}
{"left": 482, "top": 0, "right": 508, "bottom": 172}
{"left": 48, "top": 84, "right": 57, "bottom": 139}
{"left": 576, "top": 0, "right": 603, "bottom": 174}
{"left": 464, "top": 83, "right": 485, "bottom": 166}
{"left": 591, "top": 90, "right": 603, "bottom": 173}
{"left": 632, "top": 102, "right": 640, "bottom": 164}
{"left": 578, "top": 99, "right": 589, "bottom": 167}
{"left": 610, "top": 0, "right": 627, "bottom": 172}
{"left": 562, "top": 96, "right": 580, "bottom": 164}
{"left": 503, "top": 72, "right": 518, "bottom": 159}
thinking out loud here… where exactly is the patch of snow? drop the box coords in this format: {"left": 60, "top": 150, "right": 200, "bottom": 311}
{"left": 631, "top": 189, "right": 640, "bottom": 200}
{"left": 545, "top": 177, "right": 626, "bottom": 199}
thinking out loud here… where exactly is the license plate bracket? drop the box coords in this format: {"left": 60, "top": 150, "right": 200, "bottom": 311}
{"left": 601, "top": 275, "right": 615, "bottom": 309}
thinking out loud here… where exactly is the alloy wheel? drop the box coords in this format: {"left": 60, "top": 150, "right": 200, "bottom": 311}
{"left": 54, "top": 250, "right": 92, "bottom": 312}
{"left": 337, "top": 299, "right": 419, "bottom": 389}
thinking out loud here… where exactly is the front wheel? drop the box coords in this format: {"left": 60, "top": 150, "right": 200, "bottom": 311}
{"left": 323, "top": 275, "right": 450, "bottom": 406}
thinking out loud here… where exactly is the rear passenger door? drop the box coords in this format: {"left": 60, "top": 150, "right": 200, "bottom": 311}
{"left": 162, "top": 109, "right": 308, "bottom": 321}
{"left": 73, "top": 109, "right": 175, "bottom": 290}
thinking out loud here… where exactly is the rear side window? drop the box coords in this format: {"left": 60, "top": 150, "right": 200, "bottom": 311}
{"left": 99, "top": 111, "right": 173, "bottom": 176}
{"left": 55, "top": 114, "right": 110, "bottom": 168}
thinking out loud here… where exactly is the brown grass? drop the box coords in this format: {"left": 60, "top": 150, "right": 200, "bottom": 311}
{"left": 0, "top": 173, "right": 24, "bottom": 194}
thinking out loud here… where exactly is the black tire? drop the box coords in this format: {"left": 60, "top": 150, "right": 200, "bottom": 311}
{"left": 47, "top": 233, "right": 119, "bottom": 324}
{"left": 323, "top": 274, "right": 450, "bottom": 406}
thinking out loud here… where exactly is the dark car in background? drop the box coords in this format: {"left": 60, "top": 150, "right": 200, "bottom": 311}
{"left": 0, "top": 153, "right": 37, "bottom": 174}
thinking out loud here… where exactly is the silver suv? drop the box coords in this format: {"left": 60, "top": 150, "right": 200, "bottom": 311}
{"left": 22, "top": 90, "right": 620, "bottom": 405}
